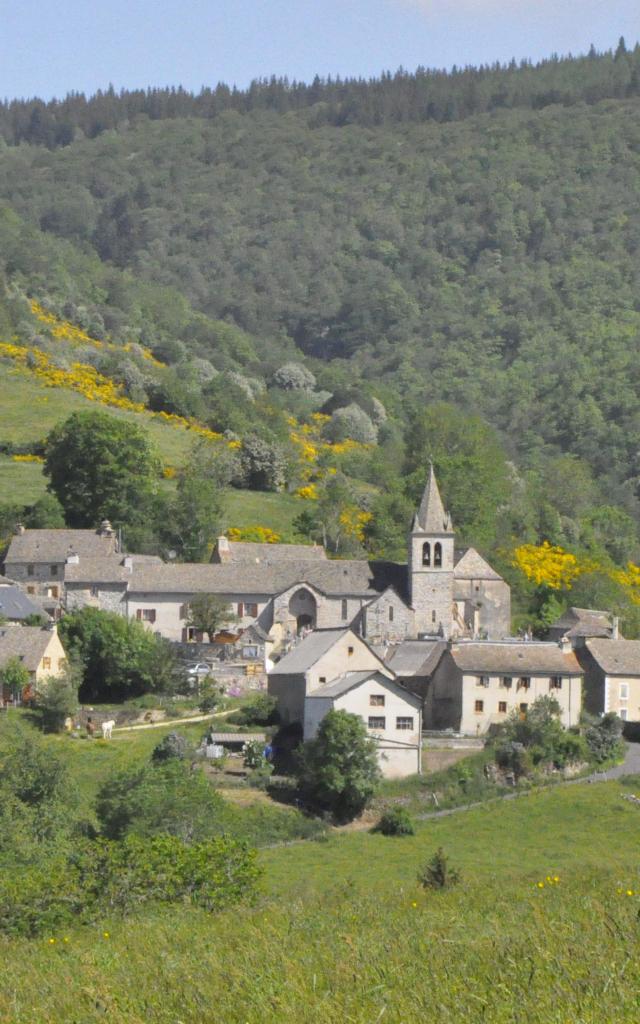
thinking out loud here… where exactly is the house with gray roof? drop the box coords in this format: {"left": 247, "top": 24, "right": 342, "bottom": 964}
{"left": 268, "top": 627, "right": 392, "bottom": 725}
{"left": 0, "top": 584, "right": 49, "bottom": 623}
{"left": 548, "top": 607, "right": 618, "bottom": 645}
{"left": 304, "top": 670, "right": 422, "bottom": 778}
{"left": 427, "top": 639, "right": 583, "bottom": 734}
{"left": 578, "top": 639, "right": 640, "bottom": 722}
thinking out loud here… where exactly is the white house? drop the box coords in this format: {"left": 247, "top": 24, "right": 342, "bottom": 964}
{"left": 304, "top": 670, "right": 422, "bottom": 778}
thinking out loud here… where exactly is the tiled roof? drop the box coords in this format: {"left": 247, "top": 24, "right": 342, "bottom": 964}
{"left": 447, "top": 641, "right": 582, "bottom": 675}
{"left": 454, "top": 547, "right": 504, "bottom": 581}
{"left": 0, "top": 586, "right": 48, "bottom": 621}
{"left": 308, "top": 671, "right": 421, "bottom": 704}
{"left": 5, "top": 529, "right": 116, "bottom": 564}
{"left": 551, "top": 608, "right": 614, "bottom": 637}
{"left": 585, "top": 639, "right": 640, "bottom": 676}
{"left": 0, "top": 625, "right": 58, "bottom": 672}
{"left": 65, "top": 554, "right": 162, "bottom": 584}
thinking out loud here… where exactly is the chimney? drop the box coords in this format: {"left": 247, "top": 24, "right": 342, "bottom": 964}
{"left": 14, "top": 523, "right": 25, "bottom": 535}
{"left": 98, "top": 519, "right": 114, "bottom": 538}
{"left": 558, "top": 634, "right": 572, "bottom": 654}
{"left": 123, "top": 556, "right": 133, "bottom": 571}
{"left": 66, "top": 552, "right": 80, "bottom": 565}
{"left": 612, "top": 616, "right": 620, "bottom": 640}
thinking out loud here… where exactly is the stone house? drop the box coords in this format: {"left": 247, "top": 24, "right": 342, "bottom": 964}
{"left": 0, "top": 624, "right": 67, "bottom": 702}
{"left": 268, "top": 627, "right": 392, "bottom": 725}
{"left": 427, "top": 640, "right": 583, "bottom": 734}
{"left": 384, "top": 638, "right": 447, "bottom": 702}
{"left": 304, "top": 671, "right": 422, "bottom": 778}
{"left": 548, "top": 607, "right": 618, "bottom": 645}
{"left": 577, "top": 639, "right": 640, "bottom": 722}
{"left": 3, "top": 522, "right": 119, "bottom": 618}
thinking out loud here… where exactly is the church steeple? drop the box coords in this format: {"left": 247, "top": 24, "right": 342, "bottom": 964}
{"left": 414, "top": 464, "right": 453, "bottom": 534}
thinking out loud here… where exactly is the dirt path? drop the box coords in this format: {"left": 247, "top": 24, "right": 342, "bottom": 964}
{"left": 113, "top": 708, "right": 233, "bottom": 733}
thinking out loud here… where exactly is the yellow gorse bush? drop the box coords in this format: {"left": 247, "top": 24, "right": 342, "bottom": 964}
{"left": 288, "top": 415, "right": 372, "bottom": 493}
{"left": 514, "top": 541, "right": 640, "bottom": 605}
{"left": 30, "top": 301, "right": 165, "bottom": 367}
{"left": 339, "top": 506, "right": 372, "bottom": 542}
{"left": 11, "top": 453, "right": 44, "bottom": 463}
{"left": 226, "top": 526, "right": 282, "bottom": 543}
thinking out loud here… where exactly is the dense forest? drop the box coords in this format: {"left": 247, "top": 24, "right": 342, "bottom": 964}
{"left": 2, "top": 42, "right": 640, "bottom": 632}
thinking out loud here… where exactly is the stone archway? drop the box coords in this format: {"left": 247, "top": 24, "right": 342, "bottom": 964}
{"left": 288, "top": 587, "right": 317, "bottom": 633}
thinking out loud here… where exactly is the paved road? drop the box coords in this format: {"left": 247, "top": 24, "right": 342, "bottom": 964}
{"left": 584, "top": 740, "right": 640, "bottom": 781}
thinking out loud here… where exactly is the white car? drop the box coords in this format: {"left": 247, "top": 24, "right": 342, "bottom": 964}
{"left": 186, "top": 663, "right": 214, "bottom": 683}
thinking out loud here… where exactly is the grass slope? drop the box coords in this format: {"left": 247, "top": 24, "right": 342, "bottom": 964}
{"left": 0, "top": 367, "right": 301, "bottom": 534}
{"left": 1, "top": 781, "right": 639, "bottom": 1023}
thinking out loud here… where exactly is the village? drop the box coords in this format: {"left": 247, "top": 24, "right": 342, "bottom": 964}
{"left": 2, "top": 465, "right": 637, "bottom": 779}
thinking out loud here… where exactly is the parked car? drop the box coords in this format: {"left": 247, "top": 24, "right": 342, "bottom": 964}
{"left": 186, "top": 662, "right": 214, "bottom": 684}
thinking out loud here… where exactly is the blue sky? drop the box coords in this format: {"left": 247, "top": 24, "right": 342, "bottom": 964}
{"left": 0, "top": 0, "right": 638, "bottom": 100}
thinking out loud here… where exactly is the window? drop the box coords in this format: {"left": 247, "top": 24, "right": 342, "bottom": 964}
{"left": 431, "top": 610, "right": 436, "bottom": 624}
{"left": 245, "top": 603, "right": 258, "bottom": 618}
{"left": 389, "top": 605, "right": 394, "bottom": 622}
{"left": 434, "top": 542, "right": 442, "bottom": 568}
{"left": 368, "top": 716, "right": 386, "bottom": 730}
{"left": 396, "top": 716, "right": 414, "bottom": 730}
{"left": 620, "top": 683, "right": 629, "bottom": 700}
{"left": 474, "top": 700, "right": 484, "bottom": 713}
{"left": 501, "top": 676, "right": 512, "bottom": 688}
{"left": 42, "top": 657, "right": 51, "bottom": 670}
{"left": 27, "top": 564, "right": 34, "bottom": 576}
{"left": 237, "top": 602, "right": 244, "bottom": 617}
{"left": 478, "top": 675, "right": 490, "bottom": 687}
{"left": 27, "top": 586, "right": 35, "bottom": 595}
{"left": 318, "top": 676, "right": 326, "bottom": 684}
{"left": 620, "top": 708, "right": 628, "bottom": 721}
{"left": 518, "top": 676, "right": 531, "bottom": 690}
{"left": 519, "top": 703, "right": 528, "bottom": 715}
{"left": 90, "top": 586, "right": 99, "bottom": 598}
{"left": 348, "top": 646, "right": 354, "bottom": 657}
{"left": 370, "top": 694, "right": 385, "bottom": 707}
{"left": 498, "top": 701, "right": 507, "bottom": 713}
{"left": 136, "top": 609, "right": 156, "bottom": 623}
{"left": 422, "top": 542, "right": 431, "bottom": 566}
{"left": 50, "top": 565, "right": 58, "bottom": 576}
{"left": 550, "top": 676, "right": 562, "bottom": 690}
{"left": 341, "top": 599, "right": 348, "bottom": 621}
{"left": 46, "top": 586, "right": 58, "bottom": 599}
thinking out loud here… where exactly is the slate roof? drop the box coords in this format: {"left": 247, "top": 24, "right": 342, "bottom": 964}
{"left": 65, "top": 554, "right": 163, "bottom": 585}
{"left": 5, "top": 529, "right": 116, "bottom": 564}
{"left": 0, "top": 625, "right": 58, "bottom": 672}
{"left": 308, "top": 671, "right": 420, "bottom": 706}
{"left": 447, "top": 642, "right": 582, "bottom": 675}
{"left": 0, "top": 586, "right": 48, "bottom": 621}
{"left": 128, "top": 559, "right": 406, "bottom": 598}
{"left": 413, "top": 465, "right": 453, "bottom": 534}
{"left": 216, "top": 540, "right": 326, "bottom": 564}
{"left": 454, "top": 547, "right": 503, "bottom": 581}
{"left": 269, "top": 628, "right": 352, "bottom": 674}
{"left": 550, "top": 608, "right": 614, "bottom": 639}
{"left": 585, "top": 639, "right": 640, "bottom": 676}
{"left": 385, "top": 639, "right": 446, "bottom": 677}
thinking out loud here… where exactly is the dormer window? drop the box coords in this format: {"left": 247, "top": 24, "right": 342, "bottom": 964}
{"left": 422, "top": 542, "right": 431, "bottom": 566}
{"left": 434, "top": 542, "right": 442, "bottom": 568}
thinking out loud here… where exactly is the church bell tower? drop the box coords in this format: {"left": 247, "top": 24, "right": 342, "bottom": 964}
{"left": 409, "top": 464, "right": 455, "bottom": 637}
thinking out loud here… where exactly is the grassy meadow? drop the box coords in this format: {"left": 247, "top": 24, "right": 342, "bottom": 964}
{"left": 0, "top": 366, "right": 302, "bottom": 534}
{"left": 1, "top": 705, "right": 640, "bottom": 1024}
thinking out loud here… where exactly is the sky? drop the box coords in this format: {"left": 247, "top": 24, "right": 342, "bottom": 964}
{"left": 0, "top": 0, "right": 638, "bottom": 101}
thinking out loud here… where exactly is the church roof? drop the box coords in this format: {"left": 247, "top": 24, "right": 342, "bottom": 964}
{"left": 414, "top": 465, "right": 453, "bottom": 534}
{"left": 454, "top": 547, "right": 504, "bottom": 581}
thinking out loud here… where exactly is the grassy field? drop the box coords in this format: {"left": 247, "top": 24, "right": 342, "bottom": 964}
{"left": 0, "top": 366, "right": 302, "bottom": 534}
{"left": 1, "top": 777, "right": 639, "bottom": 1023}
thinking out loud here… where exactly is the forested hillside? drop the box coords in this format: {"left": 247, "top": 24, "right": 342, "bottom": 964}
{"left": 2, "top": 44, "right": 640, "bottom": 631}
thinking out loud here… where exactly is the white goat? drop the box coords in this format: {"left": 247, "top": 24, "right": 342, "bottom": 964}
{"left": 101, "top": 719, "right": 115, "bottom": 740}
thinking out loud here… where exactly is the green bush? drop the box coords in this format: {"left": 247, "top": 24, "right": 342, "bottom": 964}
{"left": 418, "top": 848, "right": 461, "bottom": 891}
{"left": 585, "top": 712, "right": 625, "bottom": 765}
{"left": 228, "top": 693, "right": 279, "bottom": 726}
{"left": 151, "top": 731, "right": 190, "bottom": 763}
{"left": 373, "top": 807, "right": 415, "bottom": 836}
{"left": 0, "top": 834, "right": 261, "bottom": 937}
{"left": 34, "top": 670, "right": 79, "bottom": 733}
{"left": 296, "top": 710, "right": 380, "bottom": 822}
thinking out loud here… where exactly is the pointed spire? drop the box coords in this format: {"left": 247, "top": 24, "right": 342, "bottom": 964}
{"left": 415, "top": 464, "right": 454, "bottom": 534}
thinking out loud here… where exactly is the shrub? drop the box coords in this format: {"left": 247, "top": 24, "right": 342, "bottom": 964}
{"left": 243, "top": 739, "right": 267, "bottom": 769}
{"left": 151, "top": 731, "right": 190, "bottom": 763}
{"left": 34, "top": 670, "right": 79, "bottom": 733}
{"left": 295, "top": 710, "right": 380, "bottom": 822}
{"left": 418, "top": 848, "right": 461, "bottom": 891}
{"left": 373, "top": 807, "right": 415, "bottom": 836}
{"left": 585, "top": 712, "right": 625, "bottom": 765}
{"left": 228, "top": 693, "right": 279, "bottom": 726}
